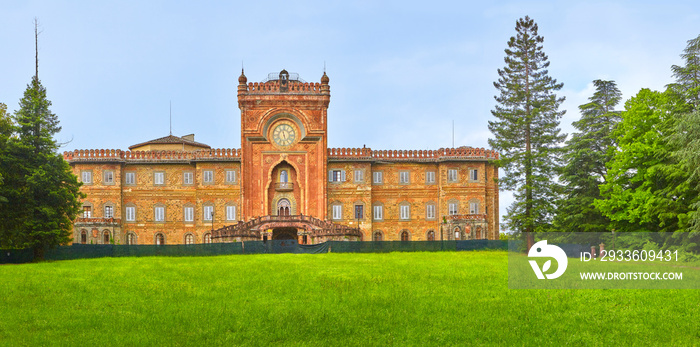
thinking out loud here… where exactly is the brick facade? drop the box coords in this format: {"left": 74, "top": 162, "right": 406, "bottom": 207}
{"left": 65, "top": 70, "right": 499, "bottom": 245}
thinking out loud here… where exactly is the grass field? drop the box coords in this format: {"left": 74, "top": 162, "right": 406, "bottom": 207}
{"left": 1, "top": 251, "right": 698, "bottom": 346}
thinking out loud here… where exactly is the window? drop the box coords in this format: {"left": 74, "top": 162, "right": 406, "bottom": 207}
{"left": 103, "top": 231, "right": 110, "bottom": 244}
{"left": 226, "top": 205, "right": 236, "bottom": 221}
{"left": 470, "top": 201, "right": 480, "bottom": 214}
{"left": 104, "top": 205, "right": 114, "bottom": 219}
{"left": 426, "top": 203, "right": 436, "bottom": 220}
{"left": 373, "top": 205, "right": 383, "bottom": 220}
{"left": 183, "top": 172, "right": 194, "bottom": 185}
{"left": 280, "top": 170, "right": 288, "bottom": 183}
{"left": 185, "top": 234, "right": 194, "bottom": 245}
{"left": 82, "top": 206, "right": 92, "bottom": 218}
{"left": 329, "top": 169, "right": 345, "bottom": 182}
{"left": 125, "top": 206, "right": 135, "bottom": 222}
{"left": 373, "top": 231, "right": 383, "bottom": 241}
{"left": 447, "top": 169, "right": 458, "bottom": 182}
{"left": 426, "top": 171, "right": 436, "bottom": 184}
{"left": 125, "top": 172, "right": 136, "bottom": 185}
{"left": 373, "top": 171, "right": 383, "bottom": 184}
{"left": 155, "top": 233, "right": 165, "bottom": 245}
{"left": 399, "top": 203, "right": 410, "bottom": 220}
{"left": 399, "top": 171, "right": 410, "bottom": 184}
{"left": 203, "top": 170, "right": 214, "bottom": 184}
{"left": 203, "top": 233, "right": 212, "bottom": 244}
{"left": 203, "top": 205, "right": 214, "bottom": 221}
{"left": 449, "top": 202, "right": 459, "bottom": 215}
{"left": 354, "top": 169, "right": 364, "bottom": 183}
{"left": 470, "top": 169, "right": 479, "bottom": 182}
{"left": 225, "top": 170, "right": 236, "bottom": 183}
{"left": 332, "top": 204, "right": 342, "bottom": 220}
{"left": 454, "top": 227, "right": 461, "bottom": 240}
{"left": 154, "top": 172, "right": 165, "bottom": 185}
{"left": 81, "top": 171, "right": 92, "bottom": 184}
{"left": 354, "top": 204, "right": 364, "bottom": 220}
{"left": 184, "top": 206, "right": 194, "bottom": 222}
{"left": 427, "top": 230, "right": 436, "bottom": 241}
{"left": 154, "top": 206, "right": 165, "bottom": 222}
{"left": 401, "top": 230, "right": 409, "bottom": 241}
{"left": 277, "top": 199, "right": 291, "bottom": 216}
{"left": 127, "top": 233, "right": 137, "bottom": 245}
{"left": 80, "top": 230, "right": 87, "bottom": 244}
{"left": 103, "top": 171, "right": 114, "bottom": 185}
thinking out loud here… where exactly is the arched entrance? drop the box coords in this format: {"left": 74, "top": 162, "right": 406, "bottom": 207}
{"left": 272, "top": 227, "right": 297, "bottom": 240}
{"left": 278, "top": 198, "right": 291, "bottom": 216}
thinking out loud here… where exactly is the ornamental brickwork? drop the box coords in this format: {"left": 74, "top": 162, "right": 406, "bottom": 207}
{"left": 64, "top": 70, "right": 499, "bottom": 245}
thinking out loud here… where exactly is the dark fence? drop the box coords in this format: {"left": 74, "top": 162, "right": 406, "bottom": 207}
{"left": 1, "top": 240, "right": 508, "bottom": 264}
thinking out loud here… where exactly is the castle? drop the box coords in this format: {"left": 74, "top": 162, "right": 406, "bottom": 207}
{"left": 63, "top": 70, "right": 499, "bottom": 245}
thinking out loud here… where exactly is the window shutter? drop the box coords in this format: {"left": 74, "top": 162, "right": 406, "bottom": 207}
{"left": 341, "top": 170, "right": 346, "bottom": 182}
{"left": 328, "top": 170, "right": 333, "bottom": 182}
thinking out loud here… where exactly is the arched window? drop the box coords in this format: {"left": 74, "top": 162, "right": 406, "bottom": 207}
{"left": 373, "top": 231, "right": 383, "bottom": 241}
{"left": 204, "top": 233, "right": 212, "bottom": 244}
{"left": 127, "top": 232, "right": 137, "bottom": 245}
{"left": 454, "top": 227, "right": 461, "bottom": 241}
{"left": 280, "top": 170, "right": 288, "bottom": 183}
{"left": 427, "top": 230, "right": 435, "bottom": 241}
{"left": 278, "top": 198, "right": 291, "bottom": 216}
{"left": 80, "top": 230, "right": 87, "bottom": 244}
{"left": 476, "top": 226, "right": 483, "bottom": 239}
{"left": 400, "top": 230, "right": 410, "bottom": 241}
{"left": 155, "top": 233, "right": 165, "bottom": 245}
{"left": 103, "top": 230, "right": 110, "bottom": 244}
{"left": 185, "top": 234, "right": 194, "bottom": 245}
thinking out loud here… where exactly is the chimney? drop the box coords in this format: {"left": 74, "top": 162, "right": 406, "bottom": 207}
{"left": 182, "top": 134, "right": 195, "bottom": 142}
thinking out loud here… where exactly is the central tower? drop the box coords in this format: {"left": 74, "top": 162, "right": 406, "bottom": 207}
{"left": 237, "top": 70, "right": 330, "bottom": 220}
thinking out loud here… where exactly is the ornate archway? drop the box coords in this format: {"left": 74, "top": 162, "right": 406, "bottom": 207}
{"left": 278, "top": 198, "right": 291, "bottom": 216}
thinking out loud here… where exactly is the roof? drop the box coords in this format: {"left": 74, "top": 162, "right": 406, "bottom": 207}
{"left": 128, "top": 134, "right": 211, "bottom": 150}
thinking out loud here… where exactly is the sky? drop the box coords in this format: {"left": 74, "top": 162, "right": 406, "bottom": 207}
{"left": 2, "top": 0, "right": 699, "bottom": 231}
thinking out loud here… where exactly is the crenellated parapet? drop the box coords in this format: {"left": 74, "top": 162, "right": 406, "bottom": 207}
{"left": 63, "top": 148, "right": 242, "bottom": 163}
{"left": 327, "top": 147, "right": 499, "bottom": 162}
{"left": 243, "top": 81, "right": 325, "bottom": 94}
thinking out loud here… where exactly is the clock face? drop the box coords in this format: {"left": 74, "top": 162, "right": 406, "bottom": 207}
{"left": 273, "top": 124, "right": 296, "bottom": 146}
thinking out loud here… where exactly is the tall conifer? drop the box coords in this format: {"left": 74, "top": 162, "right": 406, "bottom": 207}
{"left": 555, "top": 80, "right": 621, "bottom": 233}
{"left": 0, "top": 21, "right": 82, "bottom": 259}
{"left": 670, "top": 34, "right": 700, "bottom": 108}
{"left": 488, "top": 16, "right": 566, "bottom": 247}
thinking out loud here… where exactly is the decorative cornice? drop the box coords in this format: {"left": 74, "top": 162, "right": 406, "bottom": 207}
{"left": 327, "top": 147, "right": 499, "bottom": 162}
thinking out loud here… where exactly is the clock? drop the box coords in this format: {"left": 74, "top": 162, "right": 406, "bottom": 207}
{"left": 272, "top": 124, "right": 296, "bottom": 146}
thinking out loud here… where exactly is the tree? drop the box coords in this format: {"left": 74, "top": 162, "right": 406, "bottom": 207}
{"left": 595, "top": 88, "right": 694, "bottom": 234}
{"left": 554, "top": 80, "right": 621, "bottom": 233}
{"left": 0, "top": 20, "right": 82, "bottom": 258}
{"left": 488, "top": 16, "right": 566, "bottom": 248}
{"left": 670, "top": 34, "right": 700, "bottom": 108}
{"left": 0, "top": 103, "right": 11, "bottom": 204}
{"left": 670, "top": 109, "right": 700, "bottom": 232}
{"left": 669, "top": 35, "right": 700, "bottom": 243}
{"left": 0, "top": 77, "right": 83, "bottom": 259}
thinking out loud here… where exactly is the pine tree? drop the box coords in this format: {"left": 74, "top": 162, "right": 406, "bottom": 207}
{"left": 555, "top": 80, "right": 621, "bottom": 233}
{"left": 488, "top": 16, "right": 566, "bottom": 248}
{"left": 0, "top": 77, "right": 83, "bottom": 258}
{"left": 0, "top": 21, "right": 82, "bottom": 258}
{"left": 670, "top": 34, "right": 700, "bottom": 108}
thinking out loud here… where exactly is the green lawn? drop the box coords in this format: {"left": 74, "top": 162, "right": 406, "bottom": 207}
{"left": 1, "top": 251, "right": 698, "bottom": 346}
